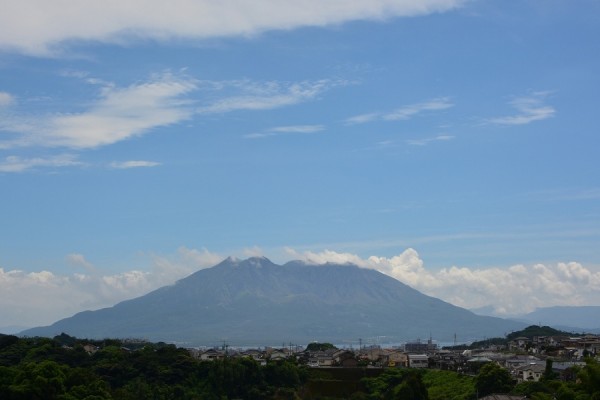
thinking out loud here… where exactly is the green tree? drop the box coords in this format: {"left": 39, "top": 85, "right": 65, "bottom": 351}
{"left": 542, "top": 358, "right": 558, "bottom": 381}
{"left": 475, "top": 363, "right": 514, "bottom": 397}
{"left": 10, "top": 360, "right": 68, "bottom": 399}
{"left": 578, "top": 358, "right": 600, "bottom": 398}
{"left": 423, "top": 370, "right": 475, "bottom": 400}
{"left": 305, "top": 342, "right": 337, "bottom": 352}
{"left": 392, "top": 370, "right": 428, "bottom": 400}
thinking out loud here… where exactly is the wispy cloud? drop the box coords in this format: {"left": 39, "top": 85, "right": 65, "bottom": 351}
{"left": 0, "top": 1, "right": 468, "bottom": 56}
{"left": 198, "top": 80, "right": 341, "bottom": 114}
{"left": 345, "top": 97, "right": 454, "bottom": 125}
{"left": 345, "top": 112, "right": 379, "bottom": 125}
{"left": 406, "top": 134, "right": 454, "bottom": 146}
{"left": 489, "top": 92, "right": 555, "bottom": 125}
{"left": 47, "top": 75, "right": 197, "bottom": 149}
{"left": 67, "top": 253, "right": 96, "bottom": 273}
{"left": 0, "top": 74, "right": 347, "bottom": 171}
{"left": 384, "top": 97, "right": 454, "bottom": 121}
{"left": 0, "top": 154, "right": 83, "bottom": 173}
{"left": 0, "top": 73, "right": 197, "bottom": 150}
{"left": 1, "top": 75, "right": 343, "bottom": 153}
{"left": 244, "top": 124, "right": 324, "bottom": 139}
{"left": 109, "top": 160, "right": 161, "bottom": 169}
{"left": 0, "top": 92, "right": 14, "bottom": 106}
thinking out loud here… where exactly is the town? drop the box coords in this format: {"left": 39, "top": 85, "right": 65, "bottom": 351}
{"left": 188, "top": 327, "right": 600, "bottom": 384}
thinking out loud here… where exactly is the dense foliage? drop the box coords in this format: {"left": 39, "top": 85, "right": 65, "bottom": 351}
{"left": 506, "top": 325, "right": 575, "bottom": 341}
{"left": 0, "top": 334, "right": 307, "bottom": 399}
{"left": 422, "top": 370, "right": 475, "bottom": 400}
{"left": 360, "top": 368, "right": 428, "bottom": 400}
{"left": 305, "top": 342, "right": 337, "bottom": 352}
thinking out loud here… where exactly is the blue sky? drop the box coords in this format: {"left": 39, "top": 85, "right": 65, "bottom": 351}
{"left": 1, "top": 0, "right": 600, "bottom": 329}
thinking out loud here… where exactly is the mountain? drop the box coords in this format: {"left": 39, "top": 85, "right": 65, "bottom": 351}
{"left": 520, "top": 306, "right": 600, "bottom": 331}
{"left": 21, "top": 257, "right": 525, "bottom": 345}
{"left": 0, "top": 325, "right": 30, "bottom": 335}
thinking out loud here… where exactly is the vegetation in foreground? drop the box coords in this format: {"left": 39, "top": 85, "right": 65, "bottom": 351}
{"left": 1, "top": 333, "right": 600, "bottom": 399}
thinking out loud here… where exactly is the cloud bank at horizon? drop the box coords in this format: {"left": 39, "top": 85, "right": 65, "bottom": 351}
{"left": 1, "top": 246, "right": 598, "bottom": 329}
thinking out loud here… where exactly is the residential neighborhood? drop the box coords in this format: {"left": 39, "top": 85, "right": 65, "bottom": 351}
{"left": 188, "top": 330, "right": 600, "bottom": 388}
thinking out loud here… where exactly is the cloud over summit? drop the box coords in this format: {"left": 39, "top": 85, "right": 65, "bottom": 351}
{"left": 2, "top": 246, "right": 599, "bottom": 328}
{"left": 286, "top": 248, "right": 600, "bottom": 317}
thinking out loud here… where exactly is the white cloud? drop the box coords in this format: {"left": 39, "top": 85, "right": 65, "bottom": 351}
{"left": 406, "top": 134, "right": 454, "bottom": 146}
{"left": 0, "top": 76, "right": 342, "bottom": 156}
{"left": 489, "top": 92, "right": 555, "bottom": 125}
{"left": 344, "top": 112, "right": 379, "bottom": 125}
{"left": 109, "top": 160, "right": 161, "bottom": 169}
{"left": 0, "top": 73, "right": 196, "bottom": 150}
{"left": 46, "top": 75, "right": 196, "bottom": 148}
{"left": 345, "top": 97, "right": 454, "bottom": 125}
{"left": 384, "top": 97, "right": 454, "bottom": 121}
{"left": 270, "top": 125, "right": 325, "bottom": 134}
{"left": 0, "top": 247, "right": 224, "bottom": 327}
{"left": 0, "top": 154, "right": 83, "bottom": 173}
{"left": 243, "top": 246, "right": 265, "bottom": 258}
{"left": 284, "top": 247, "right": 371, "bottom": 267}
{"left": 0, "top": 0, "right": 468, "bottom": 56}
{"left": 198, "top": 80, "right": 339, "bottom": 114}
{"left": 0, "top": 92, "right": 14, "bottom": 106}
{"left": 173, "top": 246, "right": 224, "bottom": 270}
{"left": 244, "top": 124, "right": 324, "bottom": 139}
{"left": 66, "top": 253, "right": 96, "bottom": 272}
{"left": 285, "top": 248, "right": 600, "bottom": 316}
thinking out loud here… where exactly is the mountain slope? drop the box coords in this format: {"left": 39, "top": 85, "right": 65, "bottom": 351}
{"left": 21, "top": 257, "right": 524, "bottom": 345}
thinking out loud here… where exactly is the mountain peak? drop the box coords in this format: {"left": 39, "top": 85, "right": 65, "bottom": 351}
{"left": 21, "top": 256, "right": 525, "bottom": 345}
{"left": 211, "top": 256, "right": 278, "bottom": 271}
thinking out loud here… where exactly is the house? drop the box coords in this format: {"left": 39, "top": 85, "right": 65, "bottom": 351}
{"left": 307, "top": 358, "right": 320, "bottom": 368}
{"left": 508, "top": 337, "right": 531, "bottom": 351}
{"left": 241, "top": 349, "right": 264, "bottom": 360}
{"left": 505, "top": 355, "right": 541, "bottom": 370}
{"left": 408, "top": 354, "right": 428, "bottom": 368}
{"left": 198, "top": 348, "right": 225, "bottom": 361}
{"left": 514, "top": 363, "right": 545, "bottom": 382}
{"left": 383, "top": 349, "right": 409, "bottom": 368}
{"left": 82, "top": 344, "right": 99, "bottom": 355}
{"left": 315, "top": 351, "right": 335, "bottom": 366}
{"left": 269, "top": 350, "right": 288, "bottom": 361}
{"left": 431, "top": 350, "right": 464, "bottom": 370}
{"left": 332, "top": 350, "right": 357, "bottom": 367}
{"left": 405, "top": 338, "right": 437, "bottom": 354}
{"left": 241, "top": 349, "right": 267, "bottom": 366}
{"left": 358, "top": 346, "right": 386, "bottom": 362}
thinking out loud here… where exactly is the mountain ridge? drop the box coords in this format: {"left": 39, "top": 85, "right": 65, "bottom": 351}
{"left": 21, "top": 257, "right": 525, "bottom": 345}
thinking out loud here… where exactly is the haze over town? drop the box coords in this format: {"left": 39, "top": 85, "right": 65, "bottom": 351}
{"left": 1, "top": 0, "right": 599, "bottom": 330}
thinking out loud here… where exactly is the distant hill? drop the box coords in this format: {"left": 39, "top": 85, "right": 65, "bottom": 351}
{"left": 0, "top": 325, "right": 30, "bottom": 335}
{"left": 21, "top": 257, "right": 525, "bottom": 345}
{"left": 521, "top": 306, "right": 600, "bottom": 331}
{"left": 505, "top": 325, "right": 576, "bottom": 340}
